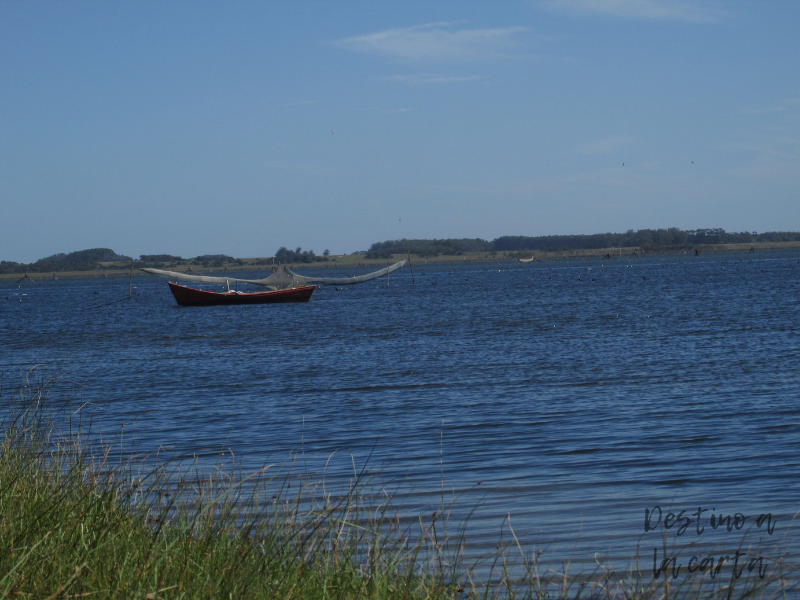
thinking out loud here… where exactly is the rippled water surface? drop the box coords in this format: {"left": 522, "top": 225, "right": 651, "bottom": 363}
{"left": 3, "top": 251, "right": 800, "bottom": 572}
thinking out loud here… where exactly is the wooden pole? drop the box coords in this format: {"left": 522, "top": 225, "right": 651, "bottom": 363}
{"left": 407, "top": 249, "right": 415, "bottom": 284}
{"left": 129, "top": 260, "right": 133, "bottom": 298}
{"left": 387, "top": 262, "right": 390, "bottom": 287}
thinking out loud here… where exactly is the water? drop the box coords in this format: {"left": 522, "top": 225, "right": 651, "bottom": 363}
{"left": 3, "top": 251, "right": 800, "bottom": 577}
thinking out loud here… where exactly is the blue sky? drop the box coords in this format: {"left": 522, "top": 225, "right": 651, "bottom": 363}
{"left": 1, "top": 1, "right": 798, "bottom": 262}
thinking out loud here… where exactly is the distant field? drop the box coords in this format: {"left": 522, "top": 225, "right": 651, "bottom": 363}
{"left": 2, "top": 241, "right": 799, "bottom": 282}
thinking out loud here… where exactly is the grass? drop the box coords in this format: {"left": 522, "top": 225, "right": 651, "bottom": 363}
{"left": 1, "top": 371, "right": 798, "bottom": 599}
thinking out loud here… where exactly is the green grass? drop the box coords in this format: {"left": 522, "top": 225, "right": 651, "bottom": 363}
{"left": 1, "top": 372, "right": 797, "bottom": 599}
{"left": 0, "top": 373, "right": 477, "bottom": 599}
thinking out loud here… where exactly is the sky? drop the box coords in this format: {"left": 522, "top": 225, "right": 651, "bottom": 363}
{"left": 1, "top": 0, "right": 798, "bottom": 263}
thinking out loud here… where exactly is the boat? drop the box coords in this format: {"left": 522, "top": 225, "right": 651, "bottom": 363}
{"left": 141, "top": 260, "right": 409, "bottom": 306}
{"left": 167, "top": 282, "right": 316, "bottom": 306}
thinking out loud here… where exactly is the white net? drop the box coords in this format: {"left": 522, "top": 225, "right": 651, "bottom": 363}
{"left": 141, "top": 260, "right": 407, "bottom": 290}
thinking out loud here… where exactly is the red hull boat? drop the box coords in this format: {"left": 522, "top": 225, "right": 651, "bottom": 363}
{"left": 168, "top": 282, "right": 316, "bottom": 306}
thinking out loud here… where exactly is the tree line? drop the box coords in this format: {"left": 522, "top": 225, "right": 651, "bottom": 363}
{"left": 274, "top": 247, "right": 330, "bottom": 264}
{"left": 366, "top": 238, "right": 491, "bottom": 259}
{"left": 492, "top": 228, "right": 800, "bottom": 252}
{"left": 366, "top": 229, "right": 800, "bottom": 257}
{"left": 4, "top": 229, "right": 800, "bottom": 274}
{"left": 0, "top": 249, "right": 245, "bottom": 274}
{"left": 0, "top": 248, "right": 132, "bottom": 274}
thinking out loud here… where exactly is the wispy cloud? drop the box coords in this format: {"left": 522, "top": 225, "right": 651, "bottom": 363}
{"left": 714, "top": 129, "right": 800, "bottom": 182}
{"left": 576, "top": 135, "right": 634, "bottom": 155}
{"left": 334, "top": 23, "right": 529, "bottom": 62}
{"left": 383, "top": 74, "right": 485, "bottom": 85}
{"left": 722, "top": 137, "right": 800, "bottom": 161}
{"left": 544, "top": 0, "right": 724, "bottom": 22}
{"left": 740, "top": 96, "right": 800, "bottom": 115}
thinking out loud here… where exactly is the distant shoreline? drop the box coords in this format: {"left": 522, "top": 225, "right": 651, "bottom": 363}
{"left": 2, "top": 240, "right": 799, "bottom": 282}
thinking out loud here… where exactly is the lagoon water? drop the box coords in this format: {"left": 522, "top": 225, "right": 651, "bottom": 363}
{"left": 3, "top": 251, "right": 800, "bottom": 575}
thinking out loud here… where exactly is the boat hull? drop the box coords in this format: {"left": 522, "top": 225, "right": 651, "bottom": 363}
{"left": 167, "top": 282, "right": 316, "bottom": 306}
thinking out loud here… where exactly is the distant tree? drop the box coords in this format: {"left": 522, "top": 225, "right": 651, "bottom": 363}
{"left": 323, "top": 249, "right": 330, "bottom": 256}
{"left": 366, "top": 238, "right": 491, "bottom": 259}
{"left": 491, "top": 228, "right": 800, "bottom": 252}
{"left": 61, "top": 248, "right": 131, "bottom": 263}
{"left": 192, "top": 254, "right": 234, "bottom": 262}
{"left": 0, "top": 248, "right": 133, "bottom": 274}
{"left": 365, "top": 248, "right": 393, "bottom": 259}
{"left": 275, "top": 247, "right": 317, "bottom": 263}
{"left": 139, "top": 254, "right": 184, "bottom": 262}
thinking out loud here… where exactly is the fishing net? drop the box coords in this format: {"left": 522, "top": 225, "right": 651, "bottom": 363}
{"left": 141, "top": 261, "right": 407, "bottom": 290}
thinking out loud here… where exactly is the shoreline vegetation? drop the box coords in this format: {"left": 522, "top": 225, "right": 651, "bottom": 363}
{"left": 3, "top": 240, "right": 800, "bottom": 283}
{"left": 2, "top": 372, "right": 796, "bottom": 599}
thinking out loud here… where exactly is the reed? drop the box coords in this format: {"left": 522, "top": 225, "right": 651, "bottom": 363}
{"left": 0, "top": 370, "right": 474, "bottom": 599}
{"left": 1, "top": 371, "right": 796, "bottom": 599}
